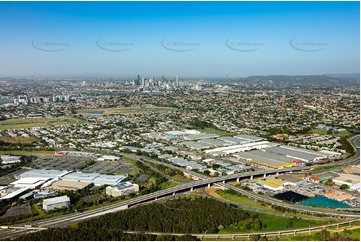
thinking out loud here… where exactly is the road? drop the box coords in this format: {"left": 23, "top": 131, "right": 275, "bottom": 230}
{"left": 0, "top": 135, "right": 359, "bottom": 240}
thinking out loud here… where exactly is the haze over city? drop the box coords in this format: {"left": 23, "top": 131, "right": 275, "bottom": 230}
{"left": 0, "top": 1, "right": 359, "bottom": 77}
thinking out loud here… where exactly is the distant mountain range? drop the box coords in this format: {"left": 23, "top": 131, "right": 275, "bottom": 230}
{"left": 224, "top": 74, "right": 360, "bottom": 86}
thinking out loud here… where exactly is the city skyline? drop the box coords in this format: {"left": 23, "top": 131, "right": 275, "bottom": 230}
{"left": 0, "top": 1, "right": 359, "bottom": 77}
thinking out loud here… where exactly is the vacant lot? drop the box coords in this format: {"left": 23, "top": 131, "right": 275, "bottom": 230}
{"left": 0, "top": 117, "right": 86, "bottom": 130}
{"left": 77, "top": 105, "right": 176, "bottom": 115}
{"left": 308, "top": 129, "right": 351, "bottom": 137}
{"left": 0, "top": 150, "right": 55, "bottom": 155}
{"left": 0, "top": 136, "right": 38, "bottom": 144}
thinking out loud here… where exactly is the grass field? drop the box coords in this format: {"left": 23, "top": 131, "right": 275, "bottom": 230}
{"left": 0, "top": 117, "right": 86, "bottom": 130}
{"left": 77, "top": 105, "right": 176, "bottom": 115}
{"left": 200, "top": 128, "right": 234, "bottom": 136}
{"left": 220, "top": 211, "right": 335, "bottom": 234}
{"left": 158, "top": 180, "right": 179, "bottom": 190}
{"left": 0, "top": 150, "right": 55, "bottom": 155}
{"left": 308, "top": 129, "right": 351, "bottom": 137}
{"left": 280, "top": 227, "right": 360, "bottom": 241}
{"left": 215, "top": 190, "right": 277, "bottom": 212}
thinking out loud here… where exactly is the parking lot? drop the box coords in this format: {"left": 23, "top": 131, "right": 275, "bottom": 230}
{"left": 82, "top": 161, "right": 130, "bottom": 175}
{"left": 31, "top": 156, "right": 88, "bottom": 171}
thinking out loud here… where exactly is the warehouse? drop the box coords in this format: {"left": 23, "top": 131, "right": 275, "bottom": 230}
{"left": 233, "top": 135, "right": 265, "bottom": 142}
{"left": 61, "top": 172, "right": 99, "bottom": 183}
{"left": 61, "top": 172, "right": 126, "bottom": 186}
{"left": 257, "top": 178, "right": 285, "bottom": 191}
{"left": 332, "top": 173, "right": 360, "bottom": 188}
{"left": 264, "top": 146, "right": 327, "bottom": 162}
{"left": 217, "top": 136, "right": 247, "bottom": 144}
{"left": 47, "top": 180, "right": 92, "bottom": 191}
{"left": 277, "top": 174, "right": 307, "bottom": 186}
{"left": 0, "top": 155, "right": 22, "bottom": 164}
{"left": 92, "top": 174, "right": 126, "bottom": 186}
{"left": 181, "top": 141, "right": 211, "bottom": 150}
{"left": 97, "top": 155, "right": 120, "bottom": 162}
{"left": 106, "top": 182, "right": 139, "bottom": 197}
{"left": 10, "top": 177, "right": 48, "bottom": 189}
{"left": 16, "top": 169, "right": 66, "bottom": 180}
{"left": 205, "top": 141, "right": 276, "bottom": 156}
{"left": 43, "top": 195, "right": 70, "bottom": 211}
{"left": 183, "top": 133, "right": 220, "bottom": 141}
{"left": 0, "top": 188, "right": 29, "bottom": 200}
{"left": 200, "top": 138, "right": 231, "bottom": 147}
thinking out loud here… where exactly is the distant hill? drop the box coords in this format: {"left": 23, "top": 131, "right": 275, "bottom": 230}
{"left": 224, "top": 74, "right": 360, "bottom": 86}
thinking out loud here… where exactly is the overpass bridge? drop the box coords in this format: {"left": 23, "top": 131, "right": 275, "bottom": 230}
{"left": 0, "top": 136, "right": 359, "bottom": 240}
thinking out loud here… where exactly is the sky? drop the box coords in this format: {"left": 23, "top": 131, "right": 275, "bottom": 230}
{"left": 0, "top": 1, "right": 359, "bottom": 78}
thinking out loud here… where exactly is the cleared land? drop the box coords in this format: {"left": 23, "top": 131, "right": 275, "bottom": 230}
{"left": 0, "top": 136, "right": 38, "bottom": 144}
{"left": 77, "top": 105, "right": 176, "bottom": 115}
{"left": 0, "top": 150, "right": 55, "bottom": 155}
{"left": 308, "top": 129, "right": 351, "bottom": 137}
{"left": 0, "top": 117, "right": 86, "bottom": 130}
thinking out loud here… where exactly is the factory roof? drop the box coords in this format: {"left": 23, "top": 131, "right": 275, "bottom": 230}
{"left": 61, "top": 172, "right": 99, "bottom": 182}
{"left": 43, "top": 195, "right": 70, "bottom": 205}
{"left": 200, "top": 138, "right": 231, "bottom": 147}
{"left": 332, "top": 173, "right": 360, "bottom": 185}
{"left": 183, "top": 133, "right": 220, "bottom": 141}
{"left": 264, "top": 146, "right": 326, "bottom": 161}
{"left": 109, "top": 182, "right": 138, "bottom": 190}
{"left": 258, "top": 178, "right": 284, "bottom": 188}
{"left": 11, "top": 177, "right": 48, "bottom": 187}
{"left": 218, "top": 136, "right": 247, "bottom": 144}
{"left": 233, "top": 135, "right": 265, "bottom": 142}
{"left": 233, "top": 150, "right": 290, "bottom": 168}
{"left": 277, "top": 174, "right": 304, "bottom": 184}
{"left": 18, "top": 169, "right": 66, "bottom": 179}
{"left": 92, "top": 174, "right": 126, "bottom": 186}
{"left": 181, "top": 141, "right": 211, "bottom": 150}
{"left": 1, "top": 188, "right": 29, "bottom": 200}
{"left": 48, "top": 180, "right": 91, "bottom": 191}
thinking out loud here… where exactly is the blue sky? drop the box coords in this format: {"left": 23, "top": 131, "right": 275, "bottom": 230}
{"left": 0, "top": 1, "right": 359, "bottom": 78}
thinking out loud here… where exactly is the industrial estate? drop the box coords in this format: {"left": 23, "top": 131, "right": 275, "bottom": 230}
{"left": 0, "top": 73, "right": 359, "bottom": 241}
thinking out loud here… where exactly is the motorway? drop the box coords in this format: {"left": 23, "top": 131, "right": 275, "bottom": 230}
{"left": 0, "top": 135, "right": 359, "bottom": 240}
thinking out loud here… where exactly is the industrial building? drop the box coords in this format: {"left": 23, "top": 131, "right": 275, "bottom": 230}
{"left": 205, "top": 141, "right": 277, "bottom": 156}
{"left": 106, "top": 182, "right": 139, "bottom": 197}
{"left": 183, "top": 133, "right": 220, "bottom": 141}
{"left": 277, "top": 174, "right": 307, "bottom": 186}
{"left": 257, "top": 178, "right": 285, "bottom": 191}
{"left": 323, "top": 190, "right": 353, "bottom": 202}
{"left": 264, "top": 146, "right": 327, "bottom": 162}
{"left": 10, "top": 177, "right": 48, "bottom": 189}
{"left": 43, "top": 195, "right": 70, "bottom": 211}
{"left": 16, "top": 169, "right": 67, "bottom": 180}
{"left": 181, "top": 141, "right": 211, "bottom": 150}
{"left": 47, "top": 180, "right": 91, "bottom": 191}
{"left": 61, "top": 172, "right": 126, "bottom": 186}
{"left": 0, "top": 155, "right": 22, "bottom": 164}
{"left": 332, "top": 173, "right": 360, "bottom": 188}
{"left": 233, "top": 149, "right": 296, "bottom": 168}
{"left": 233, "top": 135, "right": 265, "bottom": 142}
{"left": 0, "top": 188, "right": 29, "bottom": 200}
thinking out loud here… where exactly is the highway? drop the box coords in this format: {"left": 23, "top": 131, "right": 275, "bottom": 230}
{"left": 0, "top": 135, "right": 359, "bottom": 240}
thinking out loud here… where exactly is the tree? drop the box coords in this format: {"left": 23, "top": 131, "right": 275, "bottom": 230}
{"left": 250, "top": 234, "right": 261, "bottom": 241}
{"left": 317, "top": 229, "right": 331, "bottom": 241}
{"left": 340, "top": 184, "right": 349, "bottom": 190}
{"left": 324, "top": 179, "right": 334, "bottom": 186}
